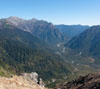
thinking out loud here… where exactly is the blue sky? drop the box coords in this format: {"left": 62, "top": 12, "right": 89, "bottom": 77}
{"left": 0, "top": 0, "right": 100, "bottom": 25}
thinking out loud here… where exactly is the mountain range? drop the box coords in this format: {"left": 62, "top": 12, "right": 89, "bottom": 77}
{"left": 0, "top": 17, "right": 65, "bottom": 44}
{"left": 0, "top": 16, "right": 100, "bottom": 88}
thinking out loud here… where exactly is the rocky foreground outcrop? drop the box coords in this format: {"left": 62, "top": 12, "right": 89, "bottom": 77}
{"left": 0, "top": 72, "right": 46, "bottom": 89}
{"left": 55, "top": 73, "right": 100, "bottom": 89}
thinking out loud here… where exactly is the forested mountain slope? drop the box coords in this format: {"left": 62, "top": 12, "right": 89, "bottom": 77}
{"left": 0, "top": 27, "right": 72, "bottom": 81}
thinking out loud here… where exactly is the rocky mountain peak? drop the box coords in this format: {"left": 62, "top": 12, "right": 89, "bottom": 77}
{"left": 8, "top": 16, "right": 24, "bottom": 20}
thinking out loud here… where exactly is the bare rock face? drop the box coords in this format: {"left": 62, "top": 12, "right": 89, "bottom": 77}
{"left": 22, "top": 72, "right": 39, "bottom": 83}
{"left": 55, "top": 73, "right": 100, "bottom": 89}
{"left": 0, "top": 72, "right": 46, "bottom": 89}
{"left": 39, "top": 78, "right": 45, "bottom": 87}
{"left": 22, "top": 72, "right": 45, "bottom": 88}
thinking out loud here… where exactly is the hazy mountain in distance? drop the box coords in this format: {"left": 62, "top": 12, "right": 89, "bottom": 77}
{"left": 55, "top": 25, "right": 89, "bottom": 38}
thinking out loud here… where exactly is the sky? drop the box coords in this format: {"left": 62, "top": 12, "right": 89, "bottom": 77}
{"left": 0, "top": 0, "right": 100, "bottom": 25}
